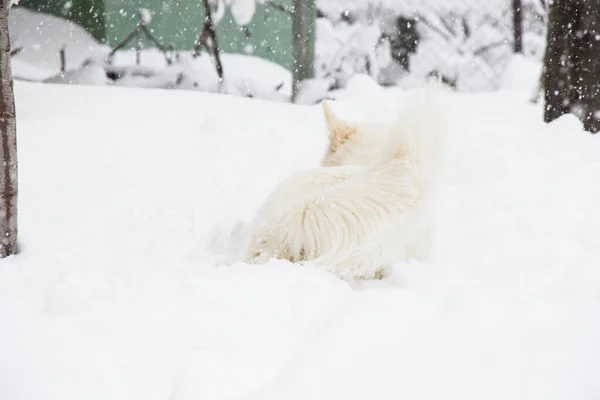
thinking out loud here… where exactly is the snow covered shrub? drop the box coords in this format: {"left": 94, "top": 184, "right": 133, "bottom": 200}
{"left": 315, "top": 0, "right": 546, "bottom": 92}
{"left": 521, "top": 0, "right": 547, "bottom": 59}
{"left": 308, "top": 9, "right": 420, "bottom": 100}
{"left": 314, "top": 15, "right": 392, "bottom": 89}
{"left": 413, "top": 8, "right": 513, "bottom": 91}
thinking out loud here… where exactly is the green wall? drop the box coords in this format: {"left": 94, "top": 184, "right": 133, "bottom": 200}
{"left": 20, "top": 0, "right": 294, "bottom": 69}
{"left": 20, "top": 0, "right": 107, "bottom": 41}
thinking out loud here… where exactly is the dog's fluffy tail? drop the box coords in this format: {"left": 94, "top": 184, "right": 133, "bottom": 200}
{"left": 388, "top": 83, "right": 449, "bottom": 189}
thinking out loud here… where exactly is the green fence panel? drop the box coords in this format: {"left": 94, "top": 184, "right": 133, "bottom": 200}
{"left": 20, "top": 0, "right": 107, "bottom": 42}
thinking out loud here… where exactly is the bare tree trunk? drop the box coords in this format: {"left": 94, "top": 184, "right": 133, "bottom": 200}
{"left": 542, "top": 0, "right": 571, "bottom": 122}
{"left": 291, "top": 0, "right": 315, "bottom": 101}
{"left": 0, "top": 0, "right": 18, "bottom": 257}
{"left": 543, "top": 0, "right": 600, "bottom": 133}
{"left": 512, "top": 0, "right": 523, "bottom": 53}
{"left": 569, "top": 0, "right": 600, "bottom": 133}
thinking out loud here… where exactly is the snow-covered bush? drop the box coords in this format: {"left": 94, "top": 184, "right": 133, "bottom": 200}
{"left": 315, "top": 0, "right": 547, "bottom": 92}
{"left": 521, "top": 0, "right": 547, "bottom": 59}
{"left": 315, "top": 17, "right": 392, "bottom": 89}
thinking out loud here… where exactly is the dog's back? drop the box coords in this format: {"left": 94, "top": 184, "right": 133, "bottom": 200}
{"left": 244, "top": 165, "right": 362, "bottom": 264}
{"left": 244, "top": 85, "right": 448, "bottom": 280}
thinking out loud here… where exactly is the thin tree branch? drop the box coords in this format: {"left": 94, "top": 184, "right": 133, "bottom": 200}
{"left": 265, "top": 0, "right": 293, "bottom": 16}
{"left": 417, "top": 15, "right": 452, "bottom": 44}
{"left": 107, "top": 10, "right": 173, "bottom": 66}
{"left": 193, "top": 0, "right": 224, "bottom": 81}
{"left": 107, "top": 23, "right": 142, "bottom": 59}
{"left": 473, "top": 39, "right": 510, "bottom": 56}
{"left": 140, "top": 26, "right": 166, "bottom": 52}
{"left": 135, "top": 39, "right": 142, "bottom": 65}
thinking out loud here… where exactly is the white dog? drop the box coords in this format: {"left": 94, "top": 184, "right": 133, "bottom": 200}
{"left": 243, "top": 86, "right": 448, "bottom": 280}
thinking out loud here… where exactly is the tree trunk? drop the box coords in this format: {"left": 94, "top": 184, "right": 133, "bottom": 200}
{"left": 542, "top": 0, "right": 571, "bottom": 122}
{"left": 543, "top": 0, "right": 600, "bottom": 133}
{"left": 291, "top": 0, "right": 315, "bottom": 101}
{"left": 512, "top": 0, "right": 523, "bottom": 53}
{"left": 0, "top": 0, "right": 18, "bottom": 257}
{"left": 569, "top": 0, "right": 600, "bottom": 133}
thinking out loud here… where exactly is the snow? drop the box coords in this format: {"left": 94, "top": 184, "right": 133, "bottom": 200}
{"left": 43, "top": 61, "right": 111, "bottom": 86}
{"left": 8, "top": 7, "right": 110, "bottom": 74}
{"left": 9, "top": 58, "right": 54, "bottom": 82}
{"left": 317, "top": 19, "right": 393, "bottom": 88}
{"left": 318, "top": 0, "right": 511, "bottom": 20}
{"left": 500, "top": 54, "right": 542, "bottom": 95}
{"left": 229, "top": 0, "right": 257, "bottom": 27}
{"left": 2, "top": 74, "right": 600, "bottom": 400}
{"left": 138, "top": 8, "right": 152, "bottom": 26}
{"left": 315, "top": 0, "right": 546, "bottom": 92}
{"left": 8, "top": 7, "right": 291, "bottom": 101}
{"left": 209, "top": 0, "right": 260, "bottom": 27}
{"left": 102, "top": 52, "right": 292, "bottom": 100}
{"left": 293, "top": 77, "right": 334, "bottom": 105}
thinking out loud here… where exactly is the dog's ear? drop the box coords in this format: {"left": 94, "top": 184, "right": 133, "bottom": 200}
{"left": 323, "top": 102, "right": 356, "bottom": 150}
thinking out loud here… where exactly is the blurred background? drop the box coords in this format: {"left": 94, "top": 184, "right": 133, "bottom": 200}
{"left": 7, "top": 0, "right": 546, "bottom": 104}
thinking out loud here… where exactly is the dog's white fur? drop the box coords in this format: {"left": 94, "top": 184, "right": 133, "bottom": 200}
{"left": 244, "top": 86, "right": 448, "bottom": 280}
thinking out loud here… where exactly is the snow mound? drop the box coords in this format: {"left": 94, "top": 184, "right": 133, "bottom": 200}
{"left": 9, "top": 58, "right": 55, "bottom": 81}
{"left": 8, "top": 7, "right": 109, "bottom": 74}
{"left": 44, "top": 62, "right": 111, "bottom": 86}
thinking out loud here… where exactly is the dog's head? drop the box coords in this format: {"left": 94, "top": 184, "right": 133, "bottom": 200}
{"left": 320, "top": 102, "right": 390, "bottom": 167}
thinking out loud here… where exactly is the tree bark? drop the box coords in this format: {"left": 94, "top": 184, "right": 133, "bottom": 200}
{"left": 569, "top": 0, "right": 600, "bottom": 132}
{"left": 0, "top": 0, "right": 18, "bottom": 257}
{"left": 291, "top": 0, "right": 315, "bottom": 101}
{"left": 543, "top": 0, "right": 600, "bottom": 133}
{"left": 542, "top": 0, "right": 571, "bottom": 122}
{"left": 512, "top": 0, "right": 523, "bottom": 53}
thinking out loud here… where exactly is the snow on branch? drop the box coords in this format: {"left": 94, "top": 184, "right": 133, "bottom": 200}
{"left": 210, "top": 0, "right": 263, "bottom": 26}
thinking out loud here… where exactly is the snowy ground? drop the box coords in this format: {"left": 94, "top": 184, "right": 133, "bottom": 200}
{"left": 1, "top": 76, "right": 600, "bottom": 400}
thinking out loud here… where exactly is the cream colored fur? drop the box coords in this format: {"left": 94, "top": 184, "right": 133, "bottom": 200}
{"left": 244, "top": 86, "right": 448, "bottom": 281}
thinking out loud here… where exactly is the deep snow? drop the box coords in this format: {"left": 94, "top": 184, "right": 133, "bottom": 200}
{"left": 1, "top": 76, "right": 600, "bottom": 400}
